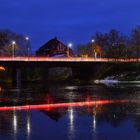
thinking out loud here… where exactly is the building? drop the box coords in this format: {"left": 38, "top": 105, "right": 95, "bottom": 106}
{"left": 36, "top": 37, "right": 74, "bottom": 57}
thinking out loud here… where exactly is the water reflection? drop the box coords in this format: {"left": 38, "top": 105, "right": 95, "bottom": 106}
{"left": 1, "top": 82, "right": 140, "bottom": 139}
{"left": 0, "top": 110, "right": 32, "bottom": 139}
{"left": 69, "top": 107, "right": 74, "bottom": 128}
{"left": 13, "top": 110, "right": 17, "bottom": 134}
{"left": 69, "top": 107, "right": 75, "bottom": 140}
{"left": 26, "top": 111, "right": 31, "bottom": 139}
{"left": 93, "top": 109, "right": 97, "bottom": 132}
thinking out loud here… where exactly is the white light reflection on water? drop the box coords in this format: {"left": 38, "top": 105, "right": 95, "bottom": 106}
{"left": 13, "top": 110, "right": 17, "bottom": 134}
{"left": 26, "top": 111, "right": 31, "bottom": 139}
{"left": 92, "top": 106, "right": 98, "bottom": 140}
{"left": 93, "top": 114, "right": 96, "bottom": 131}
{"left": 69, "top": 107, "right": 75, "bottom": 140}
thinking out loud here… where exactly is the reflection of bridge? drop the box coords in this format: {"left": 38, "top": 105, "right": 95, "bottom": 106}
{"left": 0, "top": 57, "right": 139, "bottom": 83}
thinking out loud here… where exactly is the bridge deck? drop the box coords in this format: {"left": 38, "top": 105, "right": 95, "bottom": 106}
{"left": 0, "top": 57, "right": 139, "bottom": 62}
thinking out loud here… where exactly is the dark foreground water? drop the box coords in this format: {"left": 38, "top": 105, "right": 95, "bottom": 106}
{"left": 1, "top": 82, "right": 140, "bottom": 140}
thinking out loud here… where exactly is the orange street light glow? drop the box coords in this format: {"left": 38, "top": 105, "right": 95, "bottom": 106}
{"left": 0, "top": 100, "right": 130, "bottom": 111}
{"left": 0, "top": 66, "right": 5, "bottom": 71}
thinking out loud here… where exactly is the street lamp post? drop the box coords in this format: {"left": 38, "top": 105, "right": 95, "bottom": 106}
{"left": 25, "top": 36, "right": 30, "bottom": 57}
{"left": 91, "top": 39, "right": 96, "bottom": 58}
{"left": 91, "top": 39, "right": 95, "bottom": 43}
{"left": 68, "top": 43, "right": 72, "bottom": 57}
{"left": 12, "top": 41, "right": 16, "bottom": 57}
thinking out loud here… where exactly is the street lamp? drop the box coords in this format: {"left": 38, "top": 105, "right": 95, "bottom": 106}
{"left": 91, "top": 39, "right": 96, "bottom": 58}
{"left": 12, "top": 41, "right": 16, "bottom": 57}
{"left": 68, "top": 43, "right": 73, "bottom": 57}
{"left": 68, "top": 43, "right": 73, "bottom": 48}
{"left": 91, "top": 39, "right": 95, "bottom": 43}
{"left": 25, "top": 36, "right": 29, "bottom": 41}
{"left": 25, "top": 36, "right": 30, "bottom": 57}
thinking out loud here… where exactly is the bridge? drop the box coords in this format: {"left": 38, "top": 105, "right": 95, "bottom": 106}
{"left": 0, "top": 57, "right": 139, "bottom": 62}
{"left": 0, "top": 57, "right": 139, "bottom": 84}
{"left": 0, "top": 57, "right": 139, "bottom": 67}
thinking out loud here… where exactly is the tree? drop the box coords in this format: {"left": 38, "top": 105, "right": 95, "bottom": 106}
{"left": 77, "top": 26, "right": 140, "bottom": 58}
{"left": 91, "top": 29, "right": 128, "bottom": 58}
{"left": 0, "top": 29, "right": 31, "bottom": 56}
{"left": 77, "top": 43, "right": 91, "bottom": 57}
{"left": 131, "top": 26, "right": 140, "bottom": 58}
{"left": 104, "top": 29, "right": 127, "bottom": 58}
{"left": 92, "top": 32, "right": 108, "bottom": 49}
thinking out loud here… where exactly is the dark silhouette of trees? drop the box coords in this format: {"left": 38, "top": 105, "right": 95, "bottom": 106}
{"left": 92, "top": 29, "right": 128, "bottom": 58}
{"left": 77, "top": 43, "right": 91, "bottom": 57}
{"left": 104, "top": 29, "right": 126, "bottom": 58}
{"left": 77, "top": 26, "right": 140, "bottom": 58}
{"left": 0, "top": 29, "right": 31, "bottom": 56}
{"left": 131, "top": 26, "right": 140, "bottom": 58}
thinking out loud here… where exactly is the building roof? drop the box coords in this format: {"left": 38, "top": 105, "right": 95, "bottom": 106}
{"left": 38, "top": 37, "right": 67, "bottom": 51}
{"left": 36, "top": 37, "right": 74, "bottom": 57}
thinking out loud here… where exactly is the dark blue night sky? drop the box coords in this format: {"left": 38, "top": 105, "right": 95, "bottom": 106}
{"left": 0, "top": 0, "right": 140, "bottom": 51}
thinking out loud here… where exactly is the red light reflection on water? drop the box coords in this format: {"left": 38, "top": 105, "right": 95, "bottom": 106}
{"left": 0, "top": 99, "right": 130, "bottom": 111}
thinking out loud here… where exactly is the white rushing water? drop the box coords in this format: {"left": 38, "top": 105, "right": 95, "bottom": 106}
{"left": 94, "top": 74, "right": 140, "bottom": 87}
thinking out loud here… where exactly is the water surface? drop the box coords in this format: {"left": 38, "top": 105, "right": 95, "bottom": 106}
{"left": 0, "top": 82, "right": 140, "bottom": 140}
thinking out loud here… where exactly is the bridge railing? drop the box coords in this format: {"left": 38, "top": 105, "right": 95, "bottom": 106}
{"left": 0, "top": 56, "right": 139, "bottom": 62}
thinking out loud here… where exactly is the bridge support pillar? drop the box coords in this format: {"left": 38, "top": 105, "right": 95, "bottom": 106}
{"left": 72, "top": 63, "right": 101, "bottom": 81}
{"left": 12, "top": 68, "right": 21, "bottom": 88}
{"left": 42, "top": 68, "right": 49, "bottom": 82}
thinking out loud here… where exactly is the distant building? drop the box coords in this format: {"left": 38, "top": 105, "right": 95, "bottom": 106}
{"left": 36, "top": 37, "right": 74, "bottom": 57}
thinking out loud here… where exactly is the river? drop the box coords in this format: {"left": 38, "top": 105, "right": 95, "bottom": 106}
{"left": 0, "top": 82, "right": 140, "bottom": 140}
